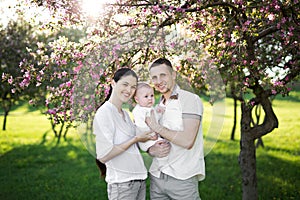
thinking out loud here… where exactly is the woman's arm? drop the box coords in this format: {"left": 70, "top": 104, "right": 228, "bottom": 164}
{"left": 99, "top": 132, "right": 156, "bottom": 163}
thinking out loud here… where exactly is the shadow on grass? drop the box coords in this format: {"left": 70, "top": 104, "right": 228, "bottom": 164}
{"left": 200, "top": 140, "right": 300, "bottom": 200}
{"left": 0, "top": 140, "right": 107, "bottom": 200}
{"left": 0, "top": 138, "right": 299, "bottom": 200}
{"left": 257, "top": 153, "right": 300, "bottom": 199}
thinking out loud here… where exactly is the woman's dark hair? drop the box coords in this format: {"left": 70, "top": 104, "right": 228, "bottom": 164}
{"left": 95, "top": 68, "right": 138, "bottom": 178}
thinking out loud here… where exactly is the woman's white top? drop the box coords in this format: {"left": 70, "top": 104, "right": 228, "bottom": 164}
{"left": 93, "top": 101, "right": 147, "bottom": 184}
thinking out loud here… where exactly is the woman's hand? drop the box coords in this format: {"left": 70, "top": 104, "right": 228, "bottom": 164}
{"left": 136, "top": 131, "right": 158, "bottom": 142}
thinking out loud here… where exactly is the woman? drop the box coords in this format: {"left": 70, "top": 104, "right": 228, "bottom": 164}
{"left": 93, "top": 68, "right": 155, "bottom": 200}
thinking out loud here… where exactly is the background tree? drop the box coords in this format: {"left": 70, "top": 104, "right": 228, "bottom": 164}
{"left": 120, "top": 1, "right": 298, "bottom": 200}
{"left": 0, "top": 15, "right": 40, "bottom": 130}
{"left": 79, "top": 1, "right": 299, "bottom": 199}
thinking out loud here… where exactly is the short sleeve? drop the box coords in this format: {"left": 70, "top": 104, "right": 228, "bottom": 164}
{"left": 93, "top": 108, "right": 115, "bottom": 160}
{"left": 180, "top": 91, "right": 203, "bottom": 119}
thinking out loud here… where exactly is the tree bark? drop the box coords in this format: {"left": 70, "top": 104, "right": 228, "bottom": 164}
{"left": 2, "top": 110, "right": 9, "bottom": 131}
{"left": 239, "top": 101, "right": 258, "bottom": 200}
{"left": 231, "top": 97, "right": 237, "bottom": 140}
{"left": 239, "top": 134, "right": 257, "bottom": 200}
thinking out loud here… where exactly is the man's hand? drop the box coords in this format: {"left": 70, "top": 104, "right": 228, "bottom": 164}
{"left": 148, "top": 140, "right": 171, "bottom": 158}
{"left": 145, "top": 110, "right": 161, "bottom": 133}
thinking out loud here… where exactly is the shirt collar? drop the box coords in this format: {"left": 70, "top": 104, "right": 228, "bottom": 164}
{"left": 161, "top": 85, "right": 180, "bottom": 103}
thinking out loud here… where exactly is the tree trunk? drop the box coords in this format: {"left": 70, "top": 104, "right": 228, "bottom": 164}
{"left": 2, "top": 110, "right": 9, "bottom": 131}
{"left": 239, "top": 131, "right": 258, "bottom": 200}
{"left": 231, "top": 97, "right": 237, "bottom": 140}
{"left": 239, "top": 102, "right": 258, "bottom": 200}
{"left": 255, "top": 137, "right": 264, "bottom": 148}
{"left": 254, "top": 105, "right": 264, "bottom": 148}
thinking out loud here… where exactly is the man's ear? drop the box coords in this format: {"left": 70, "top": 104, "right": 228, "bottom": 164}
{"left": 172, "top": 71, "right": 177, "bottom": 81}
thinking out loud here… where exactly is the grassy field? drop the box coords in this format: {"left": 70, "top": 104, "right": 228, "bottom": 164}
{"left": 0, "top": 90, "right": 299, "bottom": 200}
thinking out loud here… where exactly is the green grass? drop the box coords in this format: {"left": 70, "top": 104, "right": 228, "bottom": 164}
{"left": 1, "top": 90, "right": 300, "bottom": 199}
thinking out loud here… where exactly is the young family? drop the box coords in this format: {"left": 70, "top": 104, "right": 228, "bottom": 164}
{"left": 93, "top": 58, "right": 205, "bottom": 200}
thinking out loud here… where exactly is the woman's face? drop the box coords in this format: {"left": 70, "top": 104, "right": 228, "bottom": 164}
{"left": 112, "top": 75, "right": 137, "bottom": 103}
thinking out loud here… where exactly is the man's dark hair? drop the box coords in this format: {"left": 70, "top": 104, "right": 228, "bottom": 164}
{"left": 149, "top": 58, "right": 173, "bottom": 71}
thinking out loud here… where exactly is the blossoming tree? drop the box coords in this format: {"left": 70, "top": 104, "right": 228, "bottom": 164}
{"left": 121, "top": 1, "right": 298, "bottom": 199}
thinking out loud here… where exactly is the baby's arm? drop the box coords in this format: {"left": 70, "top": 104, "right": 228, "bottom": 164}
{"left": 136, "top": 127, "right": 163, "bottom": 152}
{"left": 133, "top": 106, "right": 164, "bottom": 151}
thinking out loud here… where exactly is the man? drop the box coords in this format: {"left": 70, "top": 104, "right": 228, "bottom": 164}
{"left": 145, "top": 58, "right": 205, "bottom": 200}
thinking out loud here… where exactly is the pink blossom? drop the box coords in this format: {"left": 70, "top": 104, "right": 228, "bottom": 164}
{"left": 66, "top": 81, "right": 72, "bottom": 87}
{"left": 169, "top": 42, "right": 176, "bottom": 48}
{"left": 277, "top": 22, "right": 281, "bottom": 29}
{"left": 288, "top": 31, "right": 293, "bottom": 37}
{"left": 268, "top": 14, "right": 275, "bottom": 21}
{"left": 271, "top": 89, "right": 277, "bottom": 95}
{"left": 19, "top": 79, "right": 30, "bottom": 88}
{"left": 37, "top": 75, "right": 42, "bottom": 82}
{"left": 47, "top": 109, "right": 56, "bottom": 115}
{"left": 74, "top": 64, "right": 82, "bottom": 73}
{"left": 11, "top": 88, "right": 16, "bottom": 93}
{"left": 285, "top": 76, "right": 289, "bottom": 81}
{"left": 62, "top": 71, "right": 67, "bottom": 76}
{"left": 113, "top": 44, "right": 121, "bottom": 51}
{"left": 24, "top": 71, "right": 30, "bottom": 78}
{"left": 244, "top": 20, "right": 251, "bottom": 26}
{"left": 274, "top": 80, "right": 283, "bottom": 86}
{"left": 8, "top": 76, "right": 13, "bottom": 84}
{"left": 152, "top": 5, "right": 162, "bottom": 14}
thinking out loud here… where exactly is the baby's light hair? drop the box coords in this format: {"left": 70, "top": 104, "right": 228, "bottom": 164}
{"left": 136, "top": 82, "right": 153, "bottom": 91}
{"left": 134, "top": 82, "right": 154, "bottom": 98}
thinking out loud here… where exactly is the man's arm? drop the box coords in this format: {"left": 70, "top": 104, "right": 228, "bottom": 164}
{"left": 146, "top": 111, "right": 200, "bottom": 149}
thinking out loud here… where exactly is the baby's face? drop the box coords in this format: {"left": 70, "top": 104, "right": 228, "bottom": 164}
{"left": 135, "top": 87, "right": 155, "bottom": 108}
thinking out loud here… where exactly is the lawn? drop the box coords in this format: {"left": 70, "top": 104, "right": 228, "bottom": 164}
{"left": 0, "top": 90, "right": 299, "bottom": 200}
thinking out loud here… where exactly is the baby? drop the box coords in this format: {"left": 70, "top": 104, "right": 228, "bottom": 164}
{"left": 132, "top": 82, "right": 165, "bottom": 152}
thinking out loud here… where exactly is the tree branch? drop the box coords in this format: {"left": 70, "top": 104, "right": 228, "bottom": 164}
{"left": 253, "top": 26, "right": 279, "bottom": 43}
{"left": 250, "top": 85, "right": 278, "bottom": 140}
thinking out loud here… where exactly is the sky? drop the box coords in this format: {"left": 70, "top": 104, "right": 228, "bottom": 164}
{"left": 0, "top": 0, "right": 111, "bottom": 27}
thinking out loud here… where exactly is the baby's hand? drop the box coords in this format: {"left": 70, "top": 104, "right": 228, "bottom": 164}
{"left": 156, "top": 105, "right": 165, "bottom": 114}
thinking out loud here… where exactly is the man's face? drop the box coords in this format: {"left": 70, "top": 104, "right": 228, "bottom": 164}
{"left": 149, "top": 64, "right": 176, "bottom": 96}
